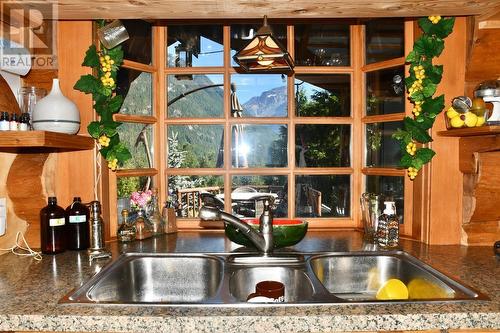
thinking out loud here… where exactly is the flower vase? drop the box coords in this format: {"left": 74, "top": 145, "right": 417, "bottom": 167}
{"left": 133, "top": 209, "right": 153, "bottom": 240}
{"left": 32, "top": 78, "right": 80, "bottom": 134}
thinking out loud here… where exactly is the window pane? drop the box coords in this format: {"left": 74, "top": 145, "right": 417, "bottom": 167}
{"left": 167, "top": 74, "right": 224, "bottom": 118}
{"left": 294, "top": 24, "right": 350, "bottom": 66}
{"left": 365, "top": 121, "right": 402, "bottom": 168}
{"left": 121, "top": 20, "right": 152, "bottom": 65}
{"left": 167, "top": 125, "right": 224, "bottom": 168}
{"left": 117, "top": 176, "right": 154, "bottom": 215}
{"left": 167, "top": 25, "right": 223, "bottom": 67}
{"left": 366, "top": 66, "right": 405, "bottom": 116}
{"left": 295, "top": 124, "right": 350, "bottom": 167}
{"left": 231, "top": 74, "right": 287, "bottom": 117}
{"left": 365, "top": 19, "right": 404, "bottom": 65}
{"left": 365, "top": 175, "right": 404, "bottom": 223}
{"left": 117, "top": 123, "right": 154, "bottom": 169}
{"left": 117, "top": 69, "right": 152, "bottom": 116}
{"left": 168, "top": 175, "right": 224, "bottom": 217}
{"left": 295, "top": 74, "right": 350, "bottom": 117}
{"left": 295, "top": 175, "right": 350, "bottom": 218}
{"left": 231, "top": 175, "right": 288, "bottom": 218}
{"left": 231, "top": 124, "right": 287, "bottom": 168}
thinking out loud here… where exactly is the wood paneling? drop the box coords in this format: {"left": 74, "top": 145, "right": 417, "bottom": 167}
{"left": 11, "top": 0, "right": 500, "bottom": 20}
{"left": 55, "top": 21, "right": 95, "bottom": 208}
{"left": 422, "top": 17, "right": 468, "bottom": 245}
{"left": 0, "top": 131, "right": 93, "bottom": 151}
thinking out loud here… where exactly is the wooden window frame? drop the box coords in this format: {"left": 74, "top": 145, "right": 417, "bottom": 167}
{"left": 103, "top": 20, "right": 416, "bottom": 238}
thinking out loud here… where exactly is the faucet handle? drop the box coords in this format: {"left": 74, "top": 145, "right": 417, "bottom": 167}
{"left": 253, "top": 195, "right": 275, "bottom": 208}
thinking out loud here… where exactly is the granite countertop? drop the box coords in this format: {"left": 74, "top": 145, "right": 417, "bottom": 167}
{"left": 0, "top": 230, "right": 498, "bottom": 333}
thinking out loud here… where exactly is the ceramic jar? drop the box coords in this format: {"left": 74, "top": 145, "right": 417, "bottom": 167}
{"left": 32, "top": 78, "right": 80, "bottom": 134}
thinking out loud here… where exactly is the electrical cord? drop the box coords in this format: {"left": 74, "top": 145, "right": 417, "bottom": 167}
{"left": 0, "top": 231, "right": 42, "bottom": 261}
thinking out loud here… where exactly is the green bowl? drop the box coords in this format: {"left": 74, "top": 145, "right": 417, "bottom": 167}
{"left": 224, "top": 218, "right": 308, "bottom": 249}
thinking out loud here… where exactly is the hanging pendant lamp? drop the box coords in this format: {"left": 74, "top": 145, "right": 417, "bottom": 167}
{"left": 233, "top": 16, "right": 294, "bottom": 73}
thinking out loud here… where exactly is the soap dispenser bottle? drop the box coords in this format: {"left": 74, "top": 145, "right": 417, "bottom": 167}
{"left": 376, "top": 201, "right": 399, "bottom": 248}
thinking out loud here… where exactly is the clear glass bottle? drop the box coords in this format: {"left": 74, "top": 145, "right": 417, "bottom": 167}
{"left": 376, "top": 201, "right": 399, "bottom": 247}
{"left": 40, "top": 197, "right": 66, "bottom": 254}
{"left": 117, "top": 209, "right": 136, "bottom": 242}
{"left": 65, "top": 197, "right": 90, "bottom": 250}
{"left": 148, "top": 189, "right": 165, "bottom": 236}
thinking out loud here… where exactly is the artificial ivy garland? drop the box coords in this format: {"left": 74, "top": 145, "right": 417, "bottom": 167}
{"left": 74, "top": 25, "right": 131, "bottom": 171}
{"left": 393, "top": 16, "right": 455, "bottom": 180}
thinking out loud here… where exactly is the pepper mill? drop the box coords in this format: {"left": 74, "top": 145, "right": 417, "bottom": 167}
{"left": 87, "top": 201, "right": 112, "bottom": 262}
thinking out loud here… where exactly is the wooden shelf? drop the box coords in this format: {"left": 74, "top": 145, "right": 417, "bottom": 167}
{"left": 0, "top": 131, "right": 94, "bottom": 152}
{"left": 437, "top": 126, "right": 500, "bottom": 137}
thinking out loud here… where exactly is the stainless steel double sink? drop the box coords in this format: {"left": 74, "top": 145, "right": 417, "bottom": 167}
{"left": 60, "top": 251, "right": 488, "bottom": 305}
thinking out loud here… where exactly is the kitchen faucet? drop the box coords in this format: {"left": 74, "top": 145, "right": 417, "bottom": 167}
{"left": 199, "top": 195, "right": 275, "bottom": 255}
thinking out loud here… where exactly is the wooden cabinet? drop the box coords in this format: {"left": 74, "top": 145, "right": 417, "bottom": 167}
{"left": 437, "top": 127, "right": 500, "bottom": 245}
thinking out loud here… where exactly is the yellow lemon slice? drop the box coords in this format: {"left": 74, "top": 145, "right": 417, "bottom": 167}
{"left": 376, "top": 278, "right": 409, "bottom": 300}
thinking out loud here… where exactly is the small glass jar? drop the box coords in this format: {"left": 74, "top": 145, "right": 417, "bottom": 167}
{"left": 117, "top": 209, "right": 136, "bottom": 242}
{"left": 147, "top": 189, "right": 165, "bottom": 236}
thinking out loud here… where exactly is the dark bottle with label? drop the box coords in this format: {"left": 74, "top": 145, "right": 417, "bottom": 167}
{"left": 65, "top": 197, "right": 90, "bottom": 250}
{"left": 40, "top": 196, "right": 66, "bottom": 254}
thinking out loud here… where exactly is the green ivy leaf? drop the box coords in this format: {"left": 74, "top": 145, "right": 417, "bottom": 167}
{"left": 415, "top": 115, "right": 435, "bottom": 129}
{"left": 392, "top": 128, "right": 412, "bottom": 142}
{"left": 405, "top": 50, "right": 419, "bottom": 63}
{"left": 404, "top": 117, "right": 432, "bottom": 143}
{"left": 87, "top": 121, "right": 101, "bottom": 138}
{"left": 426, "top": 65, "right": 443, "bottom": 84}
{"left": 400, "top": 154, "right": 414, "bottom": 168}
{"left": 412, "top": 157, "right": 424, "bottom": 169}
{"left": 108, "top": 95, "right": 124, "bottom": 113}
{"left": 418, "top": 18, "right": 433, "bottom": 35}
{"left": 107, "top": 46, "right": 124, "bottom": 66}
{"left": 422, "top": 94, "right": 445, "bottom": 118}
{"left": 422, "top": 82, "right": 437, "bottom": 98}
{"left": 414, "top": 36, "right": 445, "bottom": 58}
{"left": 74, "top": 74, "right": 101, "bottom": 94}
{"left": 415, "top": 148, "right": 436, "bottom": 164}
{"left": 82, "top": 45, "right": 100, "bottom": 67}
{"left": 113, "top": 142, "right": 132, "bottom": 161}
{"left": 419, "top": 17, "right": 455, "bottom": 39}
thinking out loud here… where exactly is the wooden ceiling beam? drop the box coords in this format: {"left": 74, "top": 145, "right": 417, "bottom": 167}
{"left": 6, "top": 0, "right": 500, "bottom": 20}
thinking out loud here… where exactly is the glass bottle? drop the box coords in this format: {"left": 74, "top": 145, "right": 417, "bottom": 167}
{"left": 0, "top": 112, "right": 9, "bottom": 131}
{"left": 40, "top": 196, "right": 66, "bottom": 254}
{"left": 65, "top": 197, "right": 90, "bottom": 250}
{"left": 117, "top": 209, "right": 136, "bottom": 242}
{"left": 19, "top": 113, "right": 30, "bottom": 131}
{"left": 134, "top": 209, "right": 152, "bottom": 240}
{"left": 9, "top": 113, "right": 18, "bottom": 131}
{"left": 376, "top": 201, "right": 399, "bottom": 248}
{"left": 147, "top": 189, "right": 164, "bottom": 236}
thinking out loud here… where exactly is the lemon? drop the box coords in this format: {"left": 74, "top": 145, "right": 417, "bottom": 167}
{"left": 407, "top": 278, "right": 453, "bottom": 299}
{"left": 375, "top": 278, "right": 409, "bottom": 300}
{"left": 476, "top": 116, "right": 486, "bottom": 127}
{"left": 450, "top": 115, "right": 465, "bottom": 128}
{"left": 464, "top": 112, "right": 478, "bottom": 127}
{"left": 446, "top": 107, "right": 459, "bottom": 119}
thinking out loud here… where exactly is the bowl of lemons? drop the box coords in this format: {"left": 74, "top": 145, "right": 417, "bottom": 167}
{"left": 445, "top": 97, "right": 488, "bottom": 129}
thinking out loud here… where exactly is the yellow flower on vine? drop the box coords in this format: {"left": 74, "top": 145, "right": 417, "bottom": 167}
{"left": 98, "top": 135, "right": 110, "bottom": 147}
{"left": 108, "top": 158, "right": 118, "bottom": 171}
{"left": 428, "top": 16, "right": 442, "bottom": 24}
{"left": 406, "top": 141, "right": 417, "bottom": 156}
{"left": 407, "top": 167, "right": 419, "bottom": 180}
